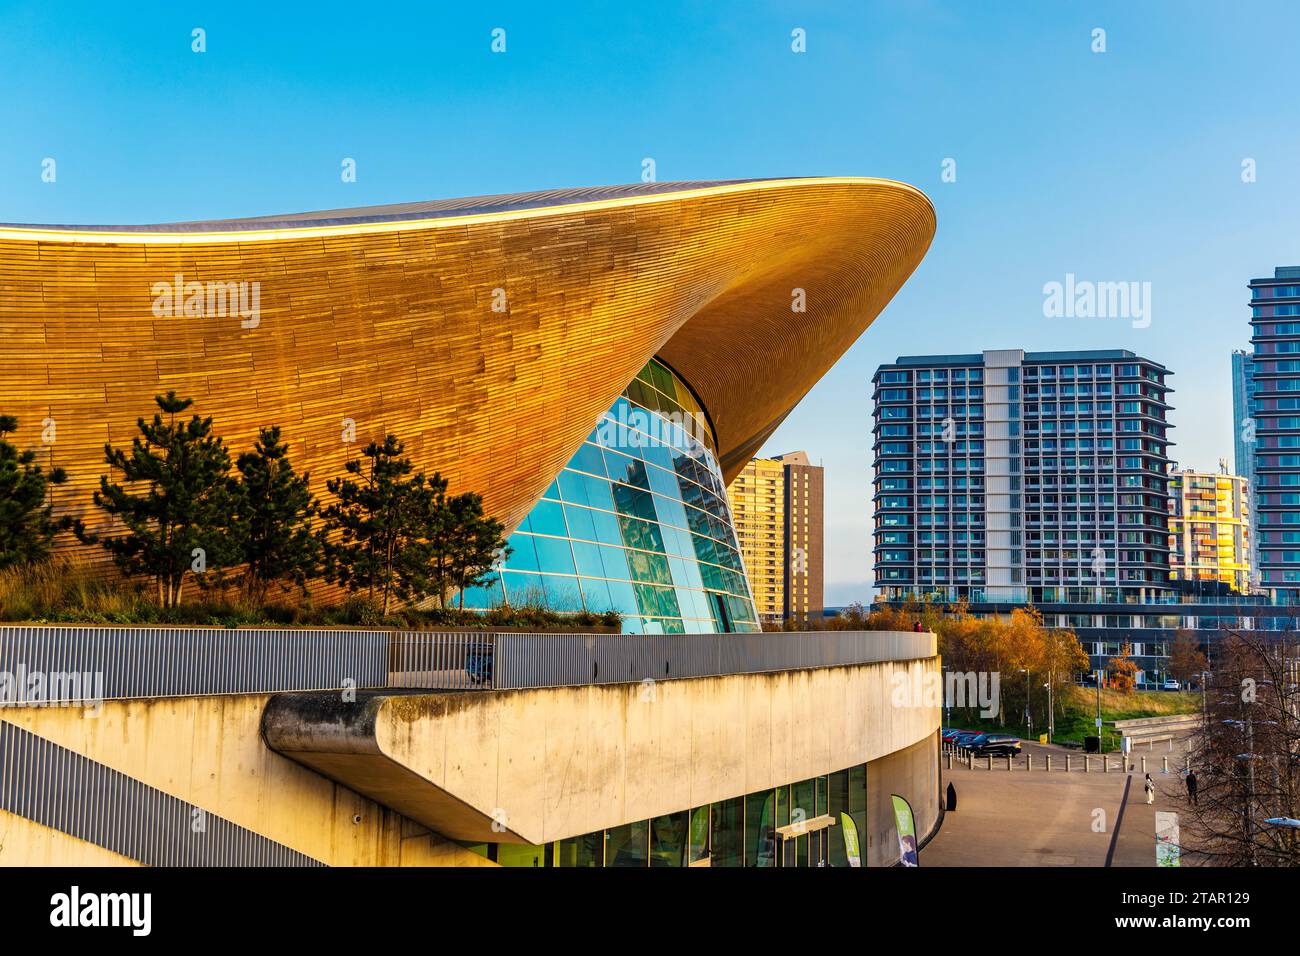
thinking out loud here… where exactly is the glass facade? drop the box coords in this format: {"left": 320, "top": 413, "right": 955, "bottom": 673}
{"left": 1232, "top": 349, "right": 1257, "bottom": 489}
{"left": 461, "top": 359, "right": 760, "bottom": 633}
{"left": 1249, "top": 267, "right": 1300, "bottom": 597}
{"left": 467, "top": 762, "right": 870, "bottom": 868}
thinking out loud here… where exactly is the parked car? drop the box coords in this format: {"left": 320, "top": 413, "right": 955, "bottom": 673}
{"left": 1162, "top": 678, "right": 1181, "bottom": 691}
{"left": 966, "top": 733, "right": 1022, "bottom": 757}
{"left": 949, "top": 731, "right": 984, "bottom": 750}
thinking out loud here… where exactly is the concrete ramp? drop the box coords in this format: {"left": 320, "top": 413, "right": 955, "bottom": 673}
{"left": 262, "top": 657, "right": 940, "bottom": 846}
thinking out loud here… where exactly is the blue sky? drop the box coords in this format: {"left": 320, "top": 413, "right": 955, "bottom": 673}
{"left": 4, "top": 1, "right": 1299, "bottom": 604}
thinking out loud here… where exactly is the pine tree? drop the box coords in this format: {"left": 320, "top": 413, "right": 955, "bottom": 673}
{"left": 444, "top": 492, "right": 508, "bottom": 609}
{"left": 322, "top": 435, "right": 509, "bottom": 614}
{"left": 397, "top": 484, "right": 505, "bottom": 610}
{"left": 323, "top": 435, "right": 430, "bottom": 615}
{"left": 0, "top": 415, "right": 70, "bottom": 569}
{"left": 396, "top": 470, "right": 451, "bottom": 608}
{"left": 79, "top": 392, "right": 238, "bottom": 607}
{"left": 232, "top": 426, "right": 322, "bottom": 605}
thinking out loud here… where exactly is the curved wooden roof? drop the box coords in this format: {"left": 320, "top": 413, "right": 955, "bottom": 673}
{"left": 0, "top": 178, "right": 934, "bottom": 544}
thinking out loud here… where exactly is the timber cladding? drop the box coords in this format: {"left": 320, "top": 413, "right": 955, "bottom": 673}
{"left": 0, "top": 178, "right": 934, "bottom": 562}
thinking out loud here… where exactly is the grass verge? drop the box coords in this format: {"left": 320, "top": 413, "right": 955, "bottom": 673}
{"left": 946, "top": 685, "right": 1200, "bottom": 752}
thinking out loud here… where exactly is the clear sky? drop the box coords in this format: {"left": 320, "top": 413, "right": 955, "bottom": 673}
{"left": 5, "top": 1, "right": 1300, "bottom": 605}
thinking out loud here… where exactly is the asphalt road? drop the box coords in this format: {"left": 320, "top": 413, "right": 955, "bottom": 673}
{"left": 924, "top": 742, "right": 1197, "bottom": 867}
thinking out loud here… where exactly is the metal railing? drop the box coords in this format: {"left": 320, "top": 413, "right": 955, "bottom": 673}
{"left": 388, "top": 632, "right": 497, "bottom": 690}
{"left": 392, "top": 629, "right": 934, "bottom": 690}
{"left": 0, "top": 625, "right": 388, "bottom": 704}
{"left": 888, "top": 588, "right": 1300, "bottom": 608}
{"left": 0, "top": 625, "right": 936, "bottom": 702}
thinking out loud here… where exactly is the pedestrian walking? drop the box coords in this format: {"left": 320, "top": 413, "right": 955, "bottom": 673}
{"left": 1186, "top": 769, "right": 1198, "bottom": 806}
{"left": 1144, "top": 773, "right": 1155, "bottom": 805}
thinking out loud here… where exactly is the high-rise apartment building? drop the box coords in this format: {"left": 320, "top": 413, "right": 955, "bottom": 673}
{"left": 727, "top": 451, "right": 825, "bottom": 625}
{"left": 1232, "top": 349, "right": 1260, "bottom": 590}
{"left": 1232, "top": 349, "right": 1257, "bottom": 486}
{"left": 728, "top": 457, "right": 785, "bottom": 621}
{"left": 872, "top": 349, "right": 1174, "bottom": 603}
{"left": 1167, "top": 465, "right": 1251, "bottom": 593}
{"left": 1248, "top": 266, "right": 1300, "bottom": 598}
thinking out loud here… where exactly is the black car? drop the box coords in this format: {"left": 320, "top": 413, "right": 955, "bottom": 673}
{"left": 966, "top": 733, "right": 1021, "bottom": 757}
{"left": 950, "top": 731, "right": 984, "bottom": 750}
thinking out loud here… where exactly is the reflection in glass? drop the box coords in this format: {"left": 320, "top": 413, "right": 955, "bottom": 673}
{"left": 827, "top": 769, "right": 850, "bottom": 867}
{"left": 496, "top": 843, "right": 545, "bottom": 867}
{"left": 605, "top": 820, "right": 649, "bottom": 867}
{"left": 710, "top": 796, "right": 743, "bottom": 867}
{"left": 745, "top": 791, "right": 776, "bottom": 868}
{"left": 553, "top": 833, "right": 603, "bottom": 868}
{"left": 792, "top": 779, "right": 815, "bottom": 826}
{"left": 460, "top": 359, "right": 759, "bottom": 631}
{"left": 474, "top": 760, "right": 874, "bottom": 870}
{"left": 687, "top": 805, "right": 710, "bottom": 864}
{"left": 649, "top": 812, "right": 687, "bottom": 867}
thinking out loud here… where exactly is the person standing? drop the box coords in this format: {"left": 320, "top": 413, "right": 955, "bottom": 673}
{"left": 1144, "top": 773, "right": 1155, "bottom": 805}
{"left": 1186, "top": 769, "right": 1198, "bottom": 806}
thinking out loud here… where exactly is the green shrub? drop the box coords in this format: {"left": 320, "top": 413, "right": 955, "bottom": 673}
{"left": 0, "top": 558, "right": 622, "bottom": 632}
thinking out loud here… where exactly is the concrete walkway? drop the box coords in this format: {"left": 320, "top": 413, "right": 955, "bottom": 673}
{"left": 923, "top": 744, "right": 1195, "bottom": 867}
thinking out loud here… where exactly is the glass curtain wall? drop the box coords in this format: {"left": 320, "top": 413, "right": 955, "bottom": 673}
{"left": 461, "top": 359, "right": 760, "bottom": 633}
{"left": 479, "top": 762, "right": 873, "bottom": 868}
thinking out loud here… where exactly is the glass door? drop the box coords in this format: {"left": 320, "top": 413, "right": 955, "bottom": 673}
{"left": 810, "top": 828, "right": 829, "bottom": 867}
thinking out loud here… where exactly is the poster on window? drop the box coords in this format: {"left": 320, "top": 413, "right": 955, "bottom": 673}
{"left": 891, "top": 794, "right": 919, "bottom": 867}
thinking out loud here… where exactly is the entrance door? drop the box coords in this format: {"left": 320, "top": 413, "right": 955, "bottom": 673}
{"left": 775, "top": 828, "right": 830, "bottom": 867}
{"left": 778, "top": 833, "right": 798, "bottom": 867}
{"left": 809, "top": 828, "right": 829, "bottom": 867}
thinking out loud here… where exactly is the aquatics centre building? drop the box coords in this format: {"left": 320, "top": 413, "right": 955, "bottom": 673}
{"left": 1, "top": 177, "right": 933, "bottom": 632}
{"left": 0, "top": 178, "right": 943, "bottom": 868}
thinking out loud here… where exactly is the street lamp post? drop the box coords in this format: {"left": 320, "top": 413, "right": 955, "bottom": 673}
{"left": 1020, "top": 668, "right": 1032, "bottom": 737}
{"left": 1093, "top": 668, "right": 1106, "bottom": 749}
{"left": 1044, "top": 676, "right": 1054, "bottom": 743}
{"left": 1246, "top": 713, "right": 1256, "bottom": 865}
{"left": 1264, "top": 817, "right": 1300, "bottom": 866}
{"left": 1225, "top": 715, "right": 1260, "bottom": 866}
